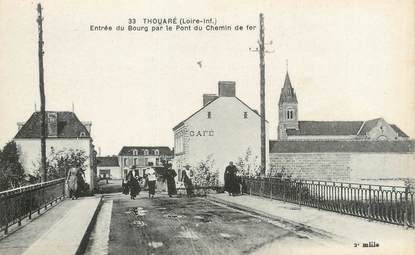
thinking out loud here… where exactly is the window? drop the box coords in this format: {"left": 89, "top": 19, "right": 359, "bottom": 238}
{"left": 143, "top": 149, "right": 149, "bottom": 155}
{"left": 123, "top": 158, "right": 128, "bottom": 166}
{"left": 156, "top": 158, "right": 160, "bottom": 165}
{"left": 244, "top": 112, "right": 248, "bottom": 119}
{"left": 134, "top": 158, "right": 138, "bottom": 166}
{"left": 80, "top": 132, "right": 86, "bottom": 137}
{"left": 154, "top": 149, "right": 159, "bottom": 155}
{"left": 287, "top": 109, "right": 294, "bottom": 120}
{"left": 207, "top": 111, "right": 211, "bottom": 119}
{"left": 133, "top": 149, "right": 138, "bottom": 156}
{"left": 144, "top": 158, "right": 148, "bottom": 165}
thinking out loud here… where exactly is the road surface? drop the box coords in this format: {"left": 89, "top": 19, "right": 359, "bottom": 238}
{"left": 85, "top": 192, "right": 320, "bottom": 255}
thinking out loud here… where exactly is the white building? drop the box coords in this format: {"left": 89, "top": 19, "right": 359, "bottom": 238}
{"left": 118, "top": 146, "right": 173, "bottom": 179}
{"left": 173, "top": 81, "right": 269, "bottom": 183}
{"left": 13, "top": 111, "right": 96, "bottom": 191}
{"left": 97, "top": 156, "right": 121, "bottom": 179}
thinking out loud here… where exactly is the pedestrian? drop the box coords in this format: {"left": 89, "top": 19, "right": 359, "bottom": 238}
{"left": 181, "top": 170, "right": 193, "bottom": 197}
{"left": 146, "top": 167, "right": 157, "bottom": 199}
{"left": 224, "top": 161, "right": 239, "bottom": 196}
{"left": 166, "top": 164, "right": 177, "bottom": 197}
{"left": 122, "top": 178, "right": 129, "bottom": 195}
{"left": 66, "top": 166, "right": 80, "bottom": 200}
{"left": 126, "top": 169, "right": 140, "bottom": 200}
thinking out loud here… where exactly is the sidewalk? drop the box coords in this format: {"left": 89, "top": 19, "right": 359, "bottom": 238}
{"left": 207, "top": 193, "right": 415, "bottom": 255}
{"left": 0, "top": 196, "right": 102, "bottom": 255}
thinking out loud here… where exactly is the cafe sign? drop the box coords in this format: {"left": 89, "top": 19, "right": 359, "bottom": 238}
{"left": 189, "top": 130, "right": 214, "bottom": 137}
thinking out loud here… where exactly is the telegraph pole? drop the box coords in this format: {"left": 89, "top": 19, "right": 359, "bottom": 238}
{"left": 37, "top": 3, "right": 47, "bottom": 182}
{"left": 250, "top": 13, "right": 274, "bottom": 175}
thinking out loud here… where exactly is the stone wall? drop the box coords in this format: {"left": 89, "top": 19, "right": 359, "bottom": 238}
{"left": 269, "top": 153, "right": 351, "bottom": 181}
{"left": 269, "top": 152, "right": 415, "bottom": 182}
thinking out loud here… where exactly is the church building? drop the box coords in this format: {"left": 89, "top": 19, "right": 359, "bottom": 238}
{"left": 277, "top": 72, "right": 409, "bottom": 141}
{"left": 270, "top": 72, "right": 415, "bottom": 184}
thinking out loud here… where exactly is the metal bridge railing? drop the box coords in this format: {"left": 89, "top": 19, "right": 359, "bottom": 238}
{"left": 242, "top": 177, "right": 414, "bottom": 227}
{"left": 0, "top": 178, "right": 65, "bottom": 234}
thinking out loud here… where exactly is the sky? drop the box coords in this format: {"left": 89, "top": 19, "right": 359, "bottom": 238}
{"left": 0, "top": 0, "right": 414, "bottom": 156}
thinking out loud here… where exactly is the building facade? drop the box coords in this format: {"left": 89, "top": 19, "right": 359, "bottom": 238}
{"left": 173, "top": 81, "right": 269, "bottom": 183}
{"left": 272, "top": 72, "right": 414, "bottom": 184}
{"left": 97, "top": 156, "right": 121, "bottom": 179}
{"left": 14, "top": 111, "right": 97, "bottom": 191}
{"left": 278, "top": 72, "right": 409, "bottom": 141}
{"left": 118, "top": 146, "right": 173, "bottom": 179}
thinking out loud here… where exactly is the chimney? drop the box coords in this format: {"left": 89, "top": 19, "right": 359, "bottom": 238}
{"left": 47, "top": 112, "right": 58, "bottom": 137}
{"left": 17, "top": 122, "right": 25, "bottom": 131}
{"left": 203, "top": 94, "right": 218, "bottom": 106}
{"left": 82, "top": 121, "right": 92, "bottom": 134}
{"left": 218, "top": 81, "right": 236, "bottom": 97}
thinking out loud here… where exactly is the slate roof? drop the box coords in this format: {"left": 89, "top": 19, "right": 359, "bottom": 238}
{"left": 14, "top": 111, "right": 91, "bottom": 139}
{"left": 97, "top": 156, "right": 119, "bottom": 167}
{"left": 118, "top": 146, "right": 173, "bottom": 156}
{"left": 278, "top": 72, "right": 298, "bottom": 106}
{"left": 269, "top": 140, "right": 415, "bottom": 153}
{"left": 286, "top": 121, "right": 364, "bottom": 136}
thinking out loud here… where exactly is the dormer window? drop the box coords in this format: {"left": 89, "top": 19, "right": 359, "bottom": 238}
{"left": 143, "top": 149, "right": 149, "bottom": 155}
{"left": 154, "top": 149, "right": 159, "bottom": 155}
{"left": 207, "top": 111, "right": 211, "bottom": 119}
{"left": 133, "top": 149, "right": 138, "bottom": 156}
{"left": 243, "top": 112, "right": 248, "bottom": 119}
{"left": 80, "top": 132, "right": 86, "bottom": 137}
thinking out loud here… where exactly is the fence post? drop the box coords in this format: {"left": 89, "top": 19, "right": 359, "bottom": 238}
{"left": 368, "top": 185, "right": 372, "bottom": 221}
{"left": 404, "top": 186, "right": 409, "bottom": 227}
{"left": 283, "top": 179, "right": 286, "bottom": 203}
{"left": 270, "top": 180, "right": 273, "bottom": 200}
{"left": 340, "top": 183, "right": 343, "bottom": 214}
{"left": 317, "top": 181, "right": 321, "bottom": 210}
{"left": 298, "top": 180, "right": 302, "bottom": 207}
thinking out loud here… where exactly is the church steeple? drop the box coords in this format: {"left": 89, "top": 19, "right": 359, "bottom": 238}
{"left": 278, "top": 72, "right": 298, "bottom": 106}
{"left": 278, "top": 69, "right": 299, "bottom": 139}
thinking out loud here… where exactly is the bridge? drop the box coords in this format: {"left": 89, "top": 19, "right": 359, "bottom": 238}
{"left": 0, "top": 178, "right": 414, "bottom": 254}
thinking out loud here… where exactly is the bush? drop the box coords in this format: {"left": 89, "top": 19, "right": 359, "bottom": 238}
{"left": 0, "top": 141, "right": 25, "bottom": 191}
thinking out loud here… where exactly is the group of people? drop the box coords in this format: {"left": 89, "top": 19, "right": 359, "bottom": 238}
{"left": 224, "top": 161, "right": 242, "bottom": 196}
{"left": 121, "top": 165, "right": 196, "bottom": 199}
{"left": 123, "top": 166, "right": 157, "bottom": 199}
{"left": 122, "top": 165, "right": 194, "bottom": 199}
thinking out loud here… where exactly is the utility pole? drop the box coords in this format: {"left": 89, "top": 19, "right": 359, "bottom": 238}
{"left": 37, "top": 3, "right": 47, "bottom": 182}
{"left": 250, "top": 13, "right": 274, "bottom": 175}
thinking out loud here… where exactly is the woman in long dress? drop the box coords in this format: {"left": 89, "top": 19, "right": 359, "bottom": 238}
{"left": 166, "top": 166, "right": 177, "bottom": 197}
{"left": 66, "top": 167, "right": 79, "bottom": 199}
{"left": 126, "top": 170, "right": 140, "bottom": 199}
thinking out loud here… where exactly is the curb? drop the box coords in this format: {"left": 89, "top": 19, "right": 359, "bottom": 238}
{"left": 206, "top": 195, "right": 343, "bottom": 243}
{"left": 75, "top": 195, "right": 103, "bottom": 255}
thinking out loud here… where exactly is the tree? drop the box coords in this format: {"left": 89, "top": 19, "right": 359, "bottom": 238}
{"left": 0, "top": 141, "right": 25, "bottom": 191}
{"left": 235, "top": 147, "right": 261, "bottom": 177}
{"left": 32, "top": 148, "right": 89, "bottom": 181}
{"left": 192, "top": 155, "right": 219, "bottom": 187}
{"left": 46, "top": 148, "right": 89, "bottom": 180}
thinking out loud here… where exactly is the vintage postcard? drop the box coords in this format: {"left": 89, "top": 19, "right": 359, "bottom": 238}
{"left": 0, "top": 0, "right": 414, "bottom": 254}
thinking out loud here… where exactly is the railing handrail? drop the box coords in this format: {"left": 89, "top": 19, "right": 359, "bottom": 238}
{"left": 242, "top": 176, "right": 415, "bottom": 227}
{"left": 242, "top": 176, "right": 409, "bottom": 190}
{"left": 0, "top": 178, "right": 65, "bottom": 198}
